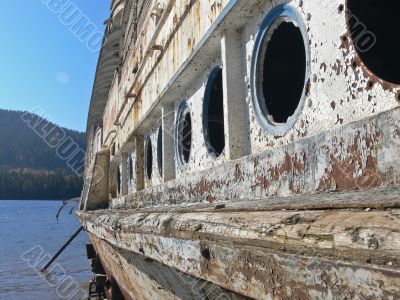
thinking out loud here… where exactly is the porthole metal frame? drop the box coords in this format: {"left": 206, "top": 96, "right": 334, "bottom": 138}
{"left": 202, "top": 66, "right": 225, "bottom": 158}
{"left": 250, "top": 4, "right": 310, "bottom": 136}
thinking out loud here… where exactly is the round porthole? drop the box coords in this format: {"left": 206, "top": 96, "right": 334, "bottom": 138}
{"left": 175, "top": 101, "right": 192, "bottom": 168}
{"left": 157, "top": 123, "right": 163, "bottom": 177}
{"left": 203, "top": 66, "right": 225, "bottom": 157}
{"left": 129, "top": 155, "right": 133, "bottom": 181}
{"left": 251, "top": 5, "right": 310, "bottom": 136}
{"left": 347, "top": 0, "right": 400, "bottom": 84}
{"left": 116, "top": 166, "right": 121, "bottom": 194}
{"left": 145, "top": 136, "right": 153, "bottom": 180}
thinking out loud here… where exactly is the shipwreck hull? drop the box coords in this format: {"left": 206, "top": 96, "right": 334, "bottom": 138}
{"left": 88, "top": 234, "right": 249, "bottom": 300}
{"left": 78, "top": 0, "right": 400, "bottom": 298}
{"left": 80, "top": 186, "right": 400, "bottom": 299}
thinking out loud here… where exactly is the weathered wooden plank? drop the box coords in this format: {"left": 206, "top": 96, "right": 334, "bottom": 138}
{"left": 90, "top": 234, "right": 250, "bottom": 300}
{"left": 111, "top": 185, "right": 400, "bottom": 214}
{"left": 78, "top": 206, "right": 400, "bottom": 299}
{"left": 79, "top": 207, "right": 400, "bottom": 267}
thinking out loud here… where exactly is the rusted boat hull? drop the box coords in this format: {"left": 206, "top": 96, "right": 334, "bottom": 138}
{"left": 78, "top": 0, "right": 400, "bottom": 298}
{"left": 80, "top": 197, "right": 400, "bottom": 299}
{"left": 88, "top": 234, "right": 250, "bottom": 300}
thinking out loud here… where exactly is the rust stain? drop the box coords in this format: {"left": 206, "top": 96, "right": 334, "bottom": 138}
{"left": 366, "top": 80, "right": 374, "bottom": 91}
{"left": 252, "top": 175, "right": 270, "bottom": 190}
{"left": 267, "top": 152, "right": 306, "bottom": 182}
{"left": 234, "top": 164, "right": 242, "bottom": 181}
{"left": 340, "top": 34, "right": 350, "bottom": 54}
{"left": 282, "top": 152, "right": 293, "bottom": 172}
{"left": 346, "top": 51, "right": 396, "bottom": 92}
{"left": 207, "top": 194, "right": 216, "bottom": 202}
{"left": 188, "top": 178, "right": 223, "bottom": 198}
{"left": 318, "top": 131, "right": 381, "bottom": 192}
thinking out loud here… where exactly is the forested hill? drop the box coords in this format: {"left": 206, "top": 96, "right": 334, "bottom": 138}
{"left": 0, "top": 109, "right": 86, "bottom": 200}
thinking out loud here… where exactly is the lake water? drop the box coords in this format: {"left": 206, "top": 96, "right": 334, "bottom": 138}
{"left": 0, "top": 200, "right": 92, "bottom": 300}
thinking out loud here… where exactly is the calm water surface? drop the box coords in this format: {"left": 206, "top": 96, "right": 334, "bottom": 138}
{"left": 0, "top": 200, "right": 91, "bottom": 300}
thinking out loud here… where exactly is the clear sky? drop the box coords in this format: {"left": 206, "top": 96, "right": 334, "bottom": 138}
{"left": 0, "top": 1, "right": 110, "bottom": 132}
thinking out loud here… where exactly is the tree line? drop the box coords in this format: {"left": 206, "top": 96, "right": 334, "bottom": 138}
{"left": 0, "top": 109, "right": 86, "bottom": 200}
{"left": 0, "top": 168, "right": 83, "bottom": 200}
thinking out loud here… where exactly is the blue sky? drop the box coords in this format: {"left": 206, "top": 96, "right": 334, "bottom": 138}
{"left": 0, "top": 1, "right": 110, "bottom": 132}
